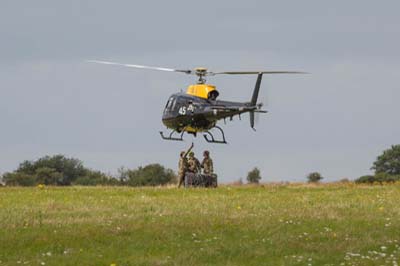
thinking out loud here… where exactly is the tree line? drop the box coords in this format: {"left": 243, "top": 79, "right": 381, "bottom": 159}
{"left": 245, "top": 145, "right": 400, "bottom": 184}
{"left": 1, "top": 155, "right": 176, "bottom": 187}
{"left": 1, "top": 144, "right": 400, "bottom": 186}
{"left": 304, "top": 145, "right": 400, "bottom": 184}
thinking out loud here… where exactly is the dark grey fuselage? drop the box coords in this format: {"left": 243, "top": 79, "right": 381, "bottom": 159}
{"left": 162, "top": 93, "right": 256, "bottom": 133}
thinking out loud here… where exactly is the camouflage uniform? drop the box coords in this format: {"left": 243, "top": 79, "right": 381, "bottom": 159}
{"left": 177, "top": 144, "right": 193, "bottom": 187}
{"left": 178, "top": 157, "right": 188, "bottom": 186}
{"left": 202, "top": 153, "right": 217, "bottom": 187}
{"left": 201, "top": 157, "right": 213, "bottom": 175}
{"left": 187, "top": 155, "right": 201, "bottom": 174}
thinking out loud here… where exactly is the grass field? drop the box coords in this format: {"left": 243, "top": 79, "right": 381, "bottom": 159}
{"left": 1, "top": 184, "right": 400, "bottom": 266}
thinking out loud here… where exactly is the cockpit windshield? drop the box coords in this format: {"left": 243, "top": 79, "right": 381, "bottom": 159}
{"left": 165, "top": 97, "right": 174, "bottom": 109}
{"left": 164, "top": 97, "right": 178, "bottom": 113}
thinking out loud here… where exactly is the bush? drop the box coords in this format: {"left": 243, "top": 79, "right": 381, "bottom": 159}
{"left": 35, "top": 167, "right": 63, "bottom": 185}
{"left": 375, "top": 173, "right": 399, "bottom": 183}
{"left": 247, "top": 168, "right": 261, "bottom": 184}
{"left": 74, "top": 171, "right": 119, "bottom": 186}
{"left": 119, "top": 164, "right": 175, "bottom": 186}
{"left": 16, "top": 155, "right": 86, "bottom": 185}
{"left": 4, "top": 155, "right": 116, "bottom": 186}
{"left": 355, "top": 174, "right": 400, "bottom": 184}
{"left": 307, "top": 172, "right": 323, "bottom": 183}
{"left": 3, "top": 172, "right": 36, "bottom": 186}
{"left": 355, "top": 175, "right": 376, "bottom": 184}
{"left": 3, "top": 155, "right": 175, "bottom": 187}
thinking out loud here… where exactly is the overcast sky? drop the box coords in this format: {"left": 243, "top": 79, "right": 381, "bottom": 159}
{"left": 1, "top": 0, "right": 399, "bottom": 182}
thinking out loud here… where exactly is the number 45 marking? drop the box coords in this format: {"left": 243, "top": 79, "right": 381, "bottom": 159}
{"left": 178, "top": 106, "right": 187, "bottom": 115}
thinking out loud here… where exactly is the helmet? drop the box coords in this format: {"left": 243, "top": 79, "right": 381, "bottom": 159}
{"left": 189, "top": 151, "right": 194, "bottom": 157}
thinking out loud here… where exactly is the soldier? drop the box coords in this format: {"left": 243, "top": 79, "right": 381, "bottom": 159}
{"left": 201, "top": 150, "right": 213, "bottom": 175}
{"left": 187, "top": 152, "right": 201, "bottom": 174}
{"left": 177, "top": 142, "right": 194, "bottom": 188}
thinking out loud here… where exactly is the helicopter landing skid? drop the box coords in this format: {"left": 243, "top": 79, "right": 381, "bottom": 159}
{"left": 203, "top": 126, "right": 227, "bottom": 144}
{"left": 159, "top": 130, "right": 185, "bottom": 141}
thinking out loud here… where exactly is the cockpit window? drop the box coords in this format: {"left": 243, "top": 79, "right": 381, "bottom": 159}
{"left": 165, "top": 97, "right": 174, "bottom": 109}
{"left": 171, "top": 98, "right": 177, "bottom": 110}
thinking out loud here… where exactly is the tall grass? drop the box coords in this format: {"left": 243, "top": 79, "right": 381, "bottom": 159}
{"left": 1, "top": 184, "right": 399, "bottom": 265}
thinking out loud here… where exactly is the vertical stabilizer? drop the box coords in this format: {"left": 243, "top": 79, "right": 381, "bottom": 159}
{"left": 250, "top": 73, "right": 263, "bottom": 129}
{"left": 251, "top": 73, "right": 263, "bottom": 106}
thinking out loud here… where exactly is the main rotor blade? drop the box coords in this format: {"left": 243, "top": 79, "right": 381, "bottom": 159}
{"left": 214, "top": 71, "right": 308, "bottom": 75}
{"left": 87, "top": 61, "right": 308, "bottom": 77}
{"left": 87, "top": 60, "right": 192, "bottom": 74}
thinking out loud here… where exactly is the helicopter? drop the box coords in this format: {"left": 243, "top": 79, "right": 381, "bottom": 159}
{"left": 88, "top": 60, "right": 306, "bottom": 144}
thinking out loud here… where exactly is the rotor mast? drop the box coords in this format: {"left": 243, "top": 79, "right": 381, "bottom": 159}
{"left": 195, "top": 67, "right": 208, "bottom": 84}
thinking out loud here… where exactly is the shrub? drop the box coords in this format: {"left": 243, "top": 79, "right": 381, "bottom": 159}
{"left": 3, "top": 155, "right": 175, "bottom": 187}
{"left": 307, "top": 172, "right": 323, "bottom": 183}
{"left": 3, "top": 172, "right": 36, "bottom": 186}
{"left": 74, "top": 171, "right": 119, "bottom": 186}
{"left": 355, "top": 174, "right": 400, "bottom": 184}
{"left": 119, "top": 164, "right": 175, "bottom": 186}
{"left": 375, "top": 173, "right": 400, "bottom": 183}
{"left": 74, "top": 176, "right": 101, "bottom": 186}
{"left": 355, "top": 175, "right": 376, "bottom": 184}
{"left": 16, "top": 155, "right": 86, "bottom": 185}
{"left": 35, "top": 167, "right": 63, "bottom": 185}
